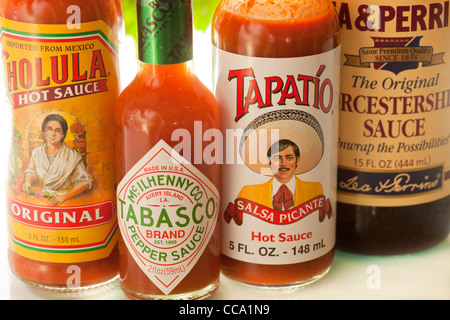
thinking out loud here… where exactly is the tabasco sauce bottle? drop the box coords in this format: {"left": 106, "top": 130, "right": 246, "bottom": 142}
{"left": 212, "top": 0, "right": 340, "bottom": 287}
{"left": 334, "top": 0, "right": 450, "bottom": 255}
{"left": 0, "top": 0, "right": 123, "bottom": 290}
{"left": 115, "top": 0, "right": 221, "bottom": 299}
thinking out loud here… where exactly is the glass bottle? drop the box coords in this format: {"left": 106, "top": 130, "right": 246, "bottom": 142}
{"left": 0, "top": 0, "right": 123, "bottom": 290}
{"left": 334, "top": 0, "right": 450, "bottom": 255}
{"left": 115, "top": 0, "right": 221, "bottom": 300}
{"left": 212, "top": 0, "right": 340, "bottom": 287}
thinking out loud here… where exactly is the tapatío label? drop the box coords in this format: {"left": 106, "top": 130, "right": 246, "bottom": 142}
{"left": 117, "top": 140, "right": 220, "bottom": 295}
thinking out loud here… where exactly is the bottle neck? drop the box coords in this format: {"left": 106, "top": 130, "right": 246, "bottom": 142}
{"left": 137, "top": 59, "right": 194, "bottom": 79}
{"left": 137, "top": 0, "right": 193, "bottom": 65}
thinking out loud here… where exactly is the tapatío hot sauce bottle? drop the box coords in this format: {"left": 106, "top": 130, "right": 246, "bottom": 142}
{"left": 212, "top": 0, "right": 340, "bottom": 287}
{"left": 115, "top": 0, "right": 221, "bottom": 300}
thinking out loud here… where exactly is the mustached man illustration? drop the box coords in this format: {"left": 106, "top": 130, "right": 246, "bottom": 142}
{"left": 237, "top": 138, "right": 323, "bottom": 211}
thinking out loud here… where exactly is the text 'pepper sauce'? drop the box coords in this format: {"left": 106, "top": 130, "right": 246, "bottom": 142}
{"left": 115, "top": 0, "right": 221, "bottom": 300}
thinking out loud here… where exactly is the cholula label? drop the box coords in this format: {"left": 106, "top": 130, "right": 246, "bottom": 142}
{"left": 1, "top": 18, "right": 120, "bottom": 263}
{"left": 117, "top": 140, "right": 220, "bottom": 295}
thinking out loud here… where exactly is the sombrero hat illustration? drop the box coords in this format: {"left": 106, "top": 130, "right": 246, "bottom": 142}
{"left": 239, "top": 109, "right": 324, "bottom": 176}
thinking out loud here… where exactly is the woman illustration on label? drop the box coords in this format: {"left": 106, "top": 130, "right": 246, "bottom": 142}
{"left": 22, "top": 114, "right": 92, "bottom": 206}
{"left": 225, "top": 110, "right": 332, "bottom": 225}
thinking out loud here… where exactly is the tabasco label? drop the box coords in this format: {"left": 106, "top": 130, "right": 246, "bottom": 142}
{"left": 334, "top": 0, "right": 450, "bottom": 206}
{"left": 117, "top": 140, "right": 220, "bottom": 295}
{"left": 1, "top": 18, "right": 120, "bottom": 263}
{"left": 213, "top": 48, "right": 339, "bottom": 265}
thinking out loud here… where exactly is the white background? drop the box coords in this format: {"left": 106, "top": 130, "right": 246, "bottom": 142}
{"left": 0, "top": 29, "right": 448, "bottom": 300}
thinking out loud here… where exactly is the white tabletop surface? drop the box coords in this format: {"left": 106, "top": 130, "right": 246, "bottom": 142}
{"left": 1, "top": 237, "right": 449, "bottom": 300}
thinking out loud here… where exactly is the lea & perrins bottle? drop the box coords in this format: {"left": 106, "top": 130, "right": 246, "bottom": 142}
{"left": 212, "top": 0, "right": 340, "bottom": 287}
{"left": 334, "top": 0, "right": 450, "bottom": 255}
{"left": 0, "top": 0, "right": 123, "bottom": 290}
{"left": 115, "top": 0, "right": 221, "bottom": 300}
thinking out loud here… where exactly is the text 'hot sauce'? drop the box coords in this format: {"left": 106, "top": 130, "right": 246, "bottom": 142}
{"left": 212, "top": 0, "right": 340, "bottom": 287}
{"left": 115, "top": 0, "right": 221, "bottom": 299}
{"left": 334, "top": 0, "right": 450, "bottom": 255}
{"left": 0, "top": 0, "right": 123, "bottom": 289}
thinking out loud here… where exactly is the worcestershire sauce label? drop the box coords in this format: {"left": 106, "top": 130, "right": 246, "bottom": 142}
{"left": 334, "top": 0, "right": 450, "bottom": 206}
{"left": 117, "top": 140, "right": 219, "bottom": 295}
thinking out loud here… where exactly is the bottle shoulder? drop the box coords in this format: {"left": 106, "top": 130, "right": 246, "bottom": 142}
{"left": 212, "top": 0, "right": 339, "bottom": 57}
{"left": 215, "top": 0, "right": 333, "bottom": 21}
{"left": 116, "top": 65, "right": 218, "bottom": 119}
{"left": 0, "top": 0, "right": 122, "bottom": 28}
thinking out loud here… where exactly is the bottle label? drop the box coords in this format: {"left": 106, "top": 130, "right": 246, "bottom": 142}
{"left": 335, "top": 0, "right": 450, "bottom": 206}
{"left": 1, "top": 18, "right": 120, "bottom": 263}
{"left": 117, "top": 140, "right": 220, "bottom": 295}
{"left": 137, "top": 0, "right": 193, "bottom": 65}
{"left": 213, "top": 47, "right": 339, "bottom": 265}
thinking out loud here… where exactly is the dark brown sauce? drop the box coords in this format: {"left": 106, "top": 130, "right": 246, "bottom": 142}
{"left": 337, "top": 196, "right": 450, "bottom": 255}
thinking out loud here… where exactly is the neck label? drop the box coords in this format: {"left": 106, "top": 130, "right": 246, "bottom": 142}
{"left": 137, "top": 0, "right": 193, "bottom": 65}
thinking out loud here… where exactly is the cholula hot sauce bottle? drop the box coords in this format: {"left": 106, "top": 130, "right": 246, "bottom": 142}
{"left": 0, "top": 0, "right": 123, "bottom": 290}
{"left": 212, "top": 0, "right": 340, "bottom": 287}
{"left": 334, "top": 0, "right": 450, "bottom": 255}
{"left": 115, "top": 0, "right": 221, "bottom": 300}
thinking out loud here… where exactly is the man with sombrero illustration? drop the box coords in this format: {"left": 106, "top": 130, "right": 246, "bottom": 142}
{"left": 224, "top": 110, "right": 332, "bottom": 225}
{"left": 238, "top": 138, "right": 324, "bottom": 211}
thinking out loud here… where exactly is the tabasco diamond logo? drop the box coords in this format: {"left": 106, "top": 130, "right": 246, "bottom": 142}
{"left": 344, "top": 36, "right": 445, "bottom": 75}
{"left": 117, "top": 140, "right": 219, "bottom": 295}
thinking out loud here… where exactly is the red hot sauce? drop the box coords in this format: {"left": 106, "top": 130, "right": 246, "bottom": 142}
{"left": 212, "top": 0, "right": 340, "bottom": 287}
{"left": 1, "top": 0, "right": 123, "bottom": 290}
